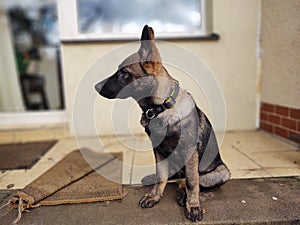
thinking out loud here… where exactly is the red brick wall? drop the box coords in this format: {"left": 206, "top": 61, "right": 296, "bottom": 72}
{"left": 260, "top": 102, "right": 300, "bottom": 143}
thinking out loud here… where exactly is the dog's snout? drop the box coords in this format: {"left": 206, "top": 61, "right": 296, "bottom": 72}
{"left": 95, "top": 81, "right": 105, "bottom": 94}
{"left": 95, "top": 77, "right": 120, "bottom": 99}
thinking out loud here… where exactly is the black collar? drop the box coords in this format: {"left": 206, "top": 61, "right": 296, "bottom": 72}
{"left": 143, "top": 84, "right": 179, "bottom": 120}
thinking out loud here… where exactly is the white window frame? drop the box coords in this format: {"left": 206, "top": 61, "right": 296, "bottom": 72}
{"left": 57, "top": 0, "right": 213, "bottom": 41}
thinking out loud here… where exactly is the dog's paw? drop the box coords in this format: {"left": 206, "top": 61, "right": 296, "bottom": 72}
{"left": 184, "top": 206, "right": 203, "bottom": 222}
{"left": 139, "top": 194, "right": 160, "bottom": 208}
{"left": 176, "top": 188, "right": 186, "bottom": 207}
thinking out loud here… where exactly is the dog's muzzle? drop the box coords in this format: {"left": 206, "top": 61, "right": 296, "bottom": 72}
{"left": 95, "top": 79, "right": 107, "bottom": 94}
{"left": 95, "top": 76, "right": 123, "bottom": 99}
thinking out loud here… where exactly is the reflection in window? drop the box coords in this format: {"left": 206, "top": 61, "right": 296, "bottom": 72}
{"left": 7, "top": 0, "right": 64, "bottom": 111}
{"left": 77, "top": 0, "right": 202, "bottom": 35}
{"left": 8, "top": 1, "right": 59, "bottom": 47}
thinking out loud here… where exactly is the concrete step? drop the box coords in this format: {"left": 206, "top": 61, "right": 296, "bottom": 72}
{"left": 0, "top": 177, "right": 299, "bottom": 225}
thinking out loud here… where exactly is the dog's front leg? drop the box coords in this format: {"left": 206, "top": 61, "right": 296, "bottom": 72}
{"left": 185, "top": 150, "right": 202, "bottom": 221}
{"left": 139, "top": 151, "right": 168, "bottom": 208}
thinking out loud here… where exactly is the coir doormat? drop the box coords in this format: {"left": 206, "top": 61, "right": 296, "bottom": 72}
{"left": 0, "top": 141, "right": 57, "bottom": 170}
{"left": 8, "top": 149, "right": 126, "bottom": 223}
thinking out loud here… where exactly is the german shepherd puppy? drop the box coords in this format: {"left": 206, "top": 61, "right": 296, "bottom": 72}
{"left": 95, "top": 25, "right": 230, "bottom": 222}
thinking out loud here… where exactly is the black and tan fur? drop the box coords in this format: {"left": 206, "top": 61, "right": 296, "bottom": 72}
{"left": 95, "top": 25, "right": 230, "bottom": 222}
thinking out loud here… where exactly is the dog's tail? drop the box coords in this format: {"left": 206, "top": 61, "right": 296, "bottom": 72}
{"left": 199, "top": 164, "right": 230, "bottom": 190}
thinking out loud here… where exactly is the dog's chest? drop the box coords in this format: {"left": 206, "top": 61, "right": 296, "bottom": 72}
{"left": 141, "top": 113, "right": 188, "bottom": 147}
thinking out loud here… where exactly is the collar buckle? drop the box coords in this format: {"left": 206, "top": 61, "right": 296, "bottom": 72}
{"left": 145, "top": 108, "right": 155, "bottom": 120}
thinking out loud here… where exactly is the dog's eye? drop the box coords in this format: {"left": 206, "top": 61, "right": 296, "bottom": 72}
{"left": 119, "top": 72, "right": 132, "bottom": 83}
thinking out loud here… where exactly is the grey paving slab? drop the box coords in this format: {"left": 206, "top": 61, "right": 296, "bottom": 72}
{"left": 0, "top": 177, "right": 299, "bottom": 225}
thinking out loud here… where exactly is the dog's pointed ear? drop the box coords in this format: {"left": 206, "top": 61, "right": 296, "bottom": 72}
{"left": 141, "top": 25, "right": 155, "bottom": 42}
{"left": 138, "top": 25, "right": 162, "bottom": 75}
{"left": 139, "top": 25, "right": 155, "bottom": 60}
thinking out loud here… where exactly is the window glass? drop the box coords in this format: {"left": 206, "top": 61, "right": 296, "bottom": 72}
{"left": 4, "top": 0, "right": 64, "bottom": 111}
{"left": 77, "top": 0, "right": 202, "bottom": 35}
{"left": 8, "top": 0, "right": 59, "bottom": 46}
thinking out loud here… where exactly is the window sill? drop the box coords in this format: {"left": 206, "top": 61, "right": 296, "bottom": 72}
{"left": 61, "top": 33, "right": 220, "bottom": 44}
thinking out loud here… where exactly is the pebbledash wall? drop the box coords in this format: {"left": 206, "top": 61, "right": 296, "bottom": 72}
{"left": 259, "top": 0, "right": 300, "bottom": 143}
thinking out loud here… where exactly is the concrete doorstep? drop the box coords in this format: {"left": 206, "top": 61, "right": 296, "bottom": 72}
{"left": 0, "top": 177, "right": 299, "bottom": 225}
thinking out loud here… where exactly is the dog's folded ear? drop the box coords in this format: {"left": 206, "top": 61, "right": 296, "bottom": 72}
{"left": 139, "top": 25, "right": 162, "bottom": 76}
